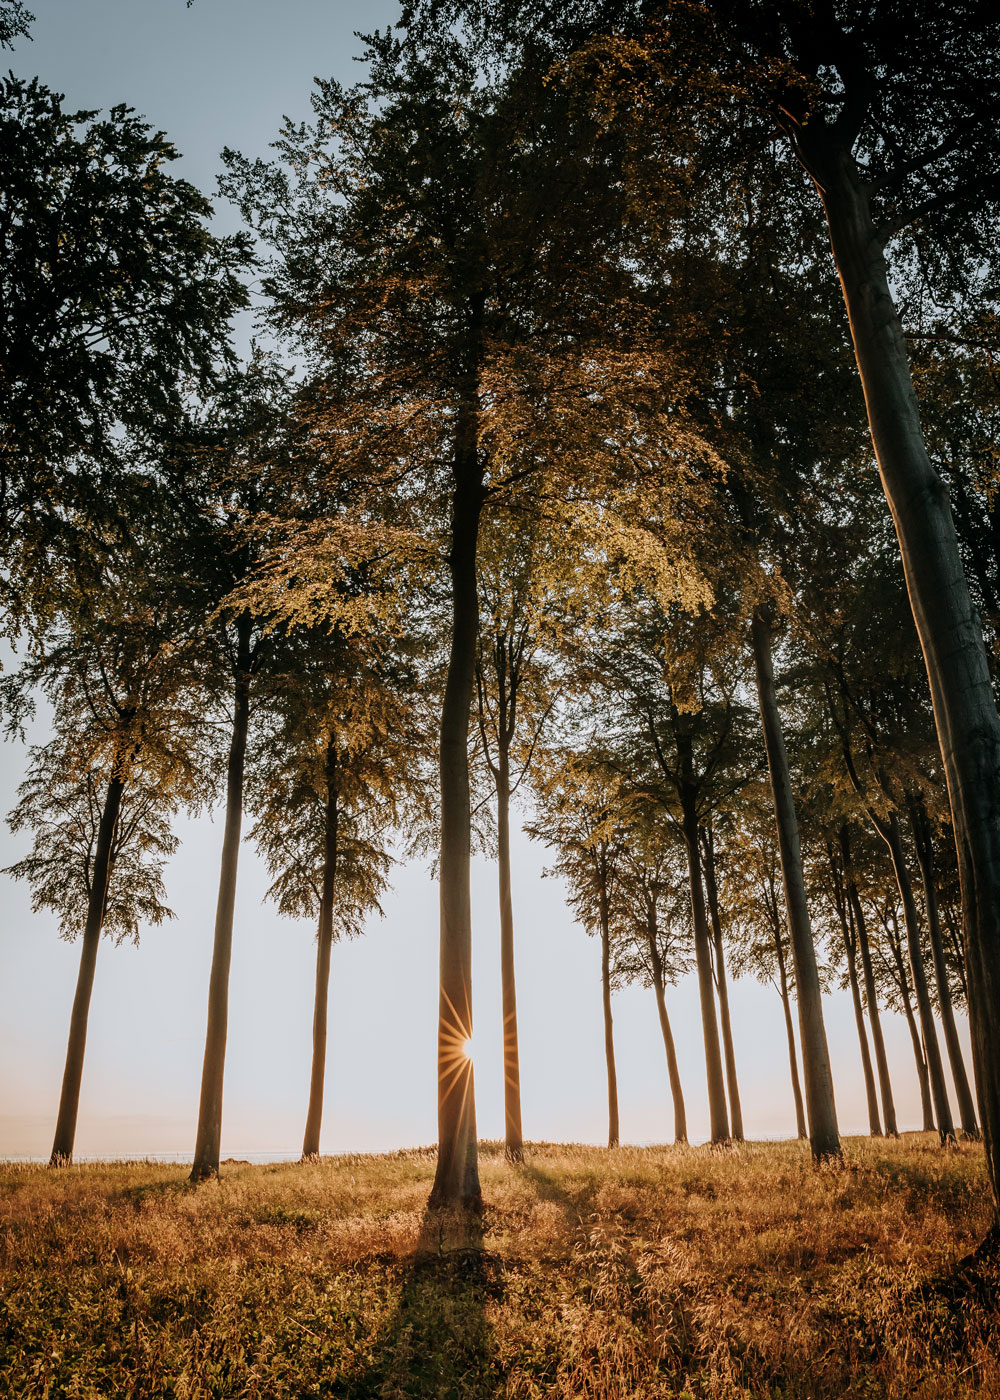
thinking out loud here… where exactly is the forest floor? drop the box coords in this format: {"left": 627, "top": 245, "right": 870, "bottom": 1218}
{"left": 1, "top": 1135, "right": 998, "bottom": 1399}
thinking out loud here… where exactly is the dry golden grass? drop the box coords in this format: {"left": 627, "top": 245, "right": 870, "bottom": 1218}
{"left": 1, "top": 1134, "right": 998, "bottom": 1398}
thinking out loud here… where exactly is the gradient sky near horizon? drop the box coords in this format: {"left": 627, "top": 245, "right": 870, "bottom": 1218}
{"left": 0, "top": 0, "right": 974, "bottom": 1161}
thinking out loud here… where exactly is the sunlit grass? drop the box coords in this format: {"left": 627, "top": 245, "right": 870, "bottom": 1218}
{"left": 1, "top": 1135, "right": 997, "bottom": 1397}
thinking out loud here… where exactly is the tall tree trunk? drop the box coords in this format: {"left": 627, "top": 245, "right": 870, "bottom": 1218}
{"left": 50, "top": 771, "right": 125, "bottom": 1165}
{"left": 750, "top": 611, "right": 840, "bottom": 1159}
{"left": 836, "top": 875, "right": 882, "bottom": 1135}
{"left": 702, "top": 827, "right": 743, "bottom": 1140}
{"left": 910, "top": 801, "right": 980, "bottom": 1139}
{"left": 496, "top": 744, "right": 524, "bottom": 1163}
{"left": 302, "top": 745, "right": 339, "bottom": 1162}
{"left": 191, "top": 617, "right": 252, "bottom": 1183}
{"left": 645, "top": 919, "right": 687, "bottom": 1144}
{"left": 429, "top": 379, "right": 484, "bottom": 1211}
{"left": 772, "top": 917, "right": 807, "bottom": 1140}
{"left": 678, "top": 787, "right": 729, "bottom": 1143}
{"left": 599, "top": 866, "right": 620, "bottom": 1149}
{"left": 884, "top": 914, "right": 935, "bottom": 1130}
{"left": 842, "top": 831, "right": 899, "bottom": 1136}
{"left": 809, "top": 141, "right": 1000, "bottom": 1206}
{"left": 881, "top": 812, "right": 955, "bottom": 1143}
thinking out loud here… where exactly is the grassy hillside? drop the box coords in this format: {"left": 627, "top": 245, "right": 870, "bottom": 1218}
{"left": 1, "top": 1135, "right": 997, "bottom": 1398}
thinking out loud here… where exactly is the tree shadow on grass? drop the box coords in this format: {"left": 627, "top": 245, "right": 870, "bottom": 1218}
{"left": 337, "top": 1204, "right": 504, "bottom": 1400}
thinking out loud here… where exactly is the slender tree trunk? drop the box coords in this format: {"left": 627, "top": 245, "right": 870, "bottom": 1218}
{"left": 811, "top": 142, "right": 1000, "bottom": 1206}
{"left": 910, "top": 802, "right": 980, "bottom": 1139}
{"left": 837, "top": 886, "right": 882, "bottom": 1135}
{"left": 702, "top": 828, "right": 743, "bottom": 1140}
{"left": 302, "top": 745, "right": 339, "bottom": 1162}
{"left": 50, "top": 772, "right": 125, "bottom": 1165}
{"left": 645, "top": 921, "right": 687, "bottom": 1144}
{"left": 599, "top": 868, "right": 620, "bottom": 1149}
{"left": 772, "top": 919, "right": 807, "bottom": 1140}
{"left": 881, "top": 812, "right": 955, "bottom": 1143}
{"left": 429, "top": 376, "right": 484, "bottom": 1211}
{"left": 495, "top": 745, "right": 524, "bottom": 1163}
{"left": 885, "top": 915, "right": 935, "bottom": 1130}
{"left": 678, "top": 788, "right": 729, "bottom": 1143}
{"left": 750, "top": 611, "right": 840, "bottom": 1159}
{"left": 842, "top": 831, "right": 899, "bottom": 1136}
{"left": 191, "top": 618, "right": 252, "bottom": 1183}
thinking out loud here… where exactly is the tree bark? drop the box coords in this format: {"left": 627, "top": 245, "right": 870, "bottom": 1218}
{"left": 496, "top": 744, "right": 524, "bottom": 1163}
{"left": 772, "top": 917, "right": 807, "bottom": 1141}
{"left": 599, "top": 865, "right": 620, "bottom": 1149}
{"left": 910, "top": 801, "right": 980, "bottom": 1139}
{"left": 881, "top": 812, "right": 955, "bottom": 1143}
{"left": 191, "top": 616, "right": 252, "bottom": 1183}
{"left": 645, "top": 919, "right": 687, "bottom": 1144}
{"left": 702, "top": 827, "right": 743, "bottom": 1140}
{"left": 807, "top": 138, "right": 1000, "bottom": 1204}
{"left": 50, "top": 771, "right": 125, "bottom": 1165}
{"left": 429, "top": 375, "right": 484, "bottom": 1211}
{"left": 678, "top": 783, "right": 729, "bottom": 1143}
{"left": 750, "top": 610, "right": 840, "bottom": 1159}
{"left": 842, "top": 831, "right": 899, "bottom": 1136}
{"left": 302, "top": 744, "right": 339, "bottom": 1162}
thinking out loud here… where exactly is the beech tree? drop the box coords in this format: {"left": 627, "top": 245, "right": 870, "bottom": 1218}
{"left": 2, "top": 480, "right": 206, "bottom": 1165}
{"left": 248, "top": 625, "right": 425, "bottom": 1161}
{"left": 0, "top": 74, "right": 247, "bottom": 624}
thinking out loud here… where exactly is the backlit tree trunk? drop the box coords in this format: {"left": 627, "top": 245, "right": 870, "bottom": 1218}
{"left": 496, "top": 742, "right": 524, "bottom": 1163}
{"left": 191, "top": 616, "right": 252, "bottom": 1183}
{"left": 645, "top": 917, "right": 687, "bottom": 1144}
{"left": 50, "top": 770, "right": 125, "bottom": 1165}
{"left": 429, "top": 375, "right": 484, "bottom": 1211}
{"left": 910, "top": 801, "right": 980, "bottom": 1139}
{"left": 702, "top": 827, "right": 743, "bottom": 1140}
{"left": 842, "top": 831, "right": 898, "bottom": 1136}
{"left": 828, "top": 843, "right": 881, "bottom": 1134}
{"left": 678, "top": 782, "right": 729, "bottom": 1143}
{"left": 809, "top": 140, "right": 1000, "bottom": 1203}
{"left": 599, "top": 861, "right": 620, "bottom": 1149}
{"left": 882, "top": 812, "right": 954, "bottom": 1143}
{"left": 302, "top": 743, "right": 338, "bottom": 1162}
{"left": 884, "top": 913, "right": 935, "bottom": 1131}
{"left": 750, "top": 611, "right": 840, "bottom": 1160}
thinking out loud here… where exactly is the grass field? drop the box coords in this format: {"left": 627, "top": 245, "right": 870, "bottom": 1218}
{"left": 1, "top": 1135, "right": 998, "bottom": 1398}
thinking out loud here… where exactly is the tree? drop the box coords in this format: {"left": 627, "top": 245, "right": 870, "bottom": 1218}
{"left": 529, "top": 752, "right": 629, "bottom": 1148}
{"left": 248, "top": 626, "right": 424, "bottom": 1161}
{"left": 613, "top": 817, "right": 690, "bottom": 1144}
{"left": 2, "top": 479, "right": 207, "bottom": 1164}
{"left": 0, "top": 75, "right": 247, "bottom": 620}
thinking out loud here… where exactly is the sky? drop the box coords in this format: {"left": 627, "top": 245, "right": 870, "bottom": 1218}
{"left": 0, "top": 0, "right": 974, "bottom": 1161}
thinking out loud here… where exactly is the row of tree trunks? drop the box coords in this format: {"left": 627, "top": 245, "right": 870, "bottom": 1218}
{"left": 49, "top": 770, "right": 127, "bottom": 1165}
{"left": 842, "top": 833, "right": 899, "bottom": 1136}
{"left": 301, "top": 742, "right": 339, "bottom": 1162}
{"left": 910, "top": 800, "right": 980, "bottom": 1138}
{"left": 750, "top": 611, "right": 841, "bottom": 1160}
{"left": 828, "top": 846, "right": 882, "bottom": 1135}
{"left": 812, "top": 141, "right": 1000, "bottom": 1213}
{"left": 881, "top": 812, "right": 956, "bottom": 1144}
{"left": 880, "top": 909, "right": 936, "bottom": 1131}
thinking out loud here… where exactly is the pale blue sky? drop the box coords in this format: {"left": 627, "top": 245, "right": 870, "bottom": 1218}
{"left": 0, "top": 0, "right": 968, "bottom": 1159}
